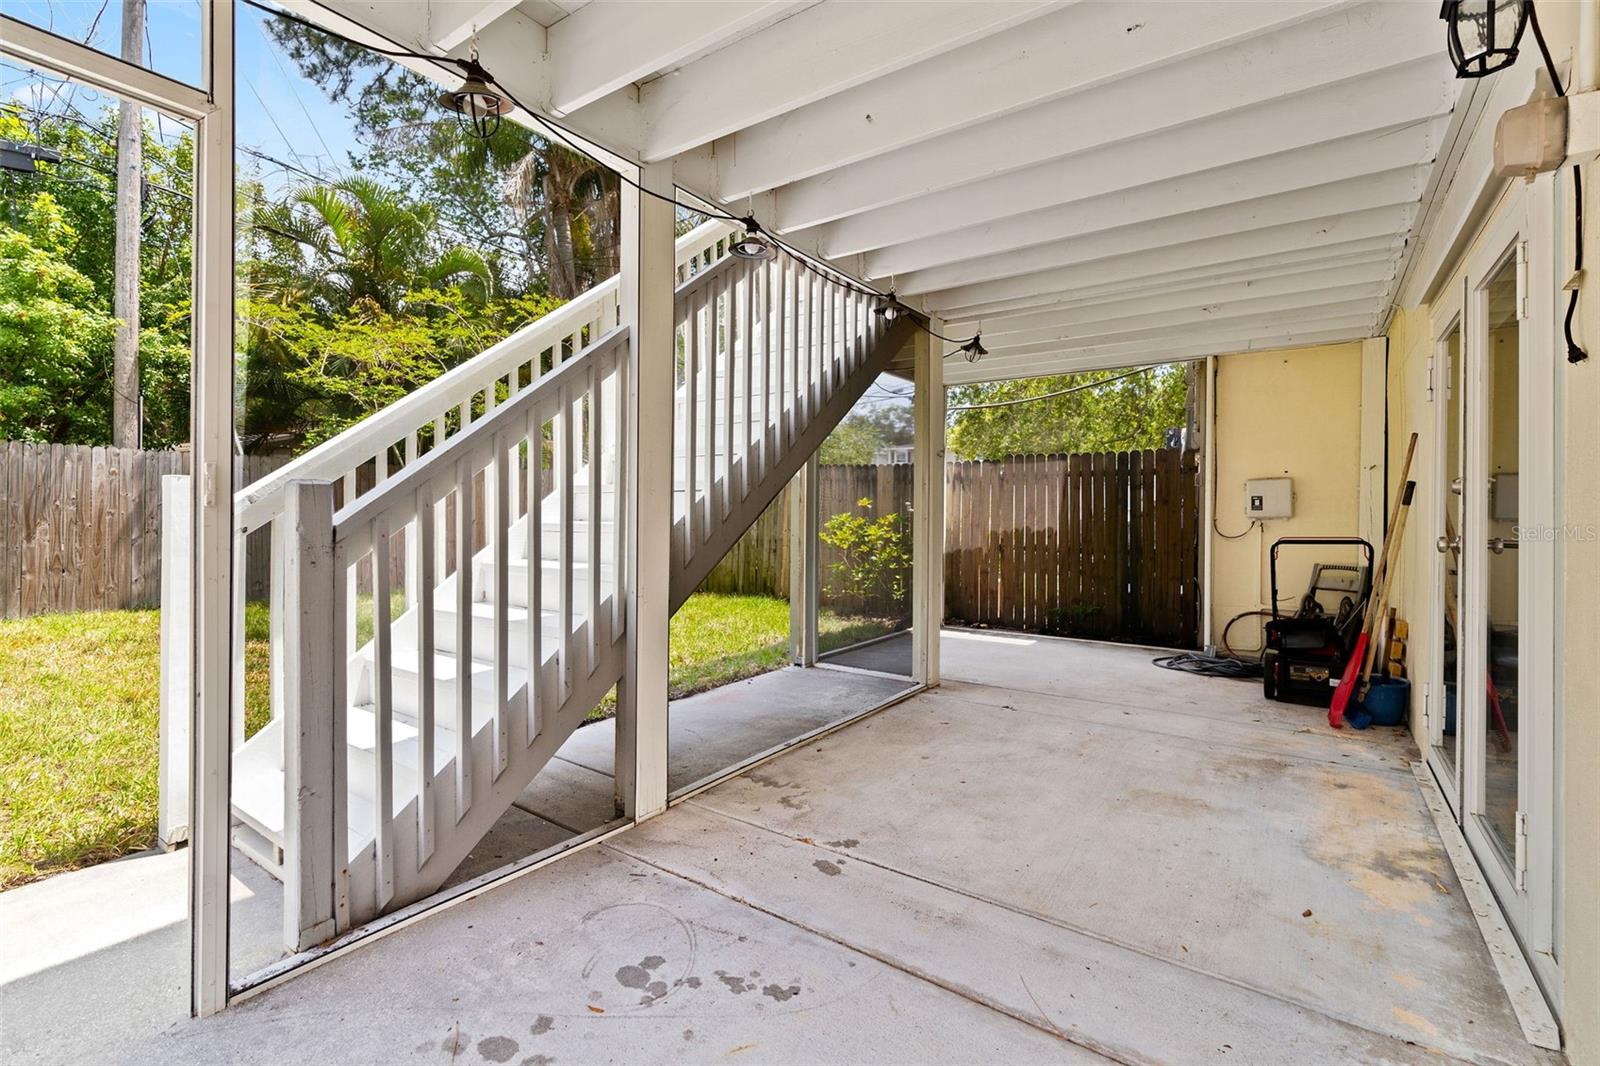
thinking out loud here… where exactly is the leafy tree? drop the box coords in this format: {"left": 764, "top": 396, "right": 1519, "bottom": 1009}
{"left": 0, "top": 107, "right": 193, "bottom": 446}
{"left": 947, "top": 365, "right": 1189, "bottom": 460}
{"left": 819, "top": 417, "right": 885, "bottom": 465}
{"left": 0, "top": 194, "right": 117, "bottom": 441}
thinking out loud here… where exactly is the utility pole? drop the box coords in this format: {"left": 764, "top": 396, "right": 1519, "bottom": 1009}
{"left": 112, "top": 0, "right": 146, "bottom": 448}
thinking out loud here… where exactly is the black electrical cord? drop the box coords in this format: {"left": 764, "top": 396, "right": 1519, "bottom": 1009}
{"left": 1525, "top": 0, "right": 1587, "bottom": 362}
{"left": 1152, "top": 652, "right": 1263, "bottom": 680}
{"left": 240, "top": 0, "right": 987, "bottom": 354}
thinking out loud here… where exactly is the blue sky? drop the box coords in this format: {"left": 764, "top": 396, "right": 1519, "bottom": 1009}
{"left": 2, "top": 0, "right": 366, "bottom": 193}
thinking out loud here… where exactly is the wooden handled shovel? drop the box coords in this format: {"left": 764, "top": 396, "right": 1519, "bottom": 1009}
{"left": 1330, "top": 474, "right": 1417, "bottom": 729}
{"left": 1329, "top": 435, "right": 1416, "bottom": 727}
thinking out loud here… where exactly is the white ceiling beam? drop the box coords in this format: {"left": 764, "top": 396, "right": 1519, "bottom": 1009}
{"left": 862, "top": 124, "right": 1445, "bottom": 280}
{"left": 768, "top": 6, "right": 1449, "bottom": 231}
{"left": 946, "top": 323, "right": 1373, "bottom": 385}
{"left": 935, "top": 245, "right": 1403, "bottom": 323}
{"left": 953, "top": 266, "right": 1396, "bottom": 335}
{"left": 603, "top": 1, "right": 1065, "bottom": 162}
{"left": 972, "top": 284, "right": 1390, "bottom": 347}
{"left": 959, "top": 300, "right": 1381, "bottom": 359}
{"left": 715, "top": 0, "right": 1347, "bottom": 201}
{"left": 899, "top": 175, "right": 1422, "bottom": 297}
{"left": 430, "top": 0, "right": 523, "bottom": 51}
{"left": 546, "top": 1, "right": 814, "bottom": 116}
{"left": 890, "top": 165, "right": 1427, "bottom": 294}
{"left": 805, "top": 62, "right": 1455, "bottom": 260}
{"left": 925, "top": 212, "right": 1412, "bottom": 313}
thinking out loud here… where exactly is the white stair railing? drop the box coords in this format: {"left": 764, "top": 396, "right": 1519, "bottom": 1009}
{"left": 282, "top": 324, "right": 630, "bottom": 940}
{"left": 669, "top": 250, "right": 904, "bottom": 606}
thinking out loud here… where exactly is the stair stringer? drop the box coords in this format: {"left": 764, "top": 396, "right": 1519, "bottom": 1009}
{"left": 668, "top": 314, "right": 918, "bottom": 612}
{"left": 347, "top": 608, "right": 627, "bottom": 927}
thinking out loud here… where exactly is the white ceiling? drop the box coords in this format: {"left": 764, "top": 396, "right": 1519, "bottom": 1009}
{"left": 297, "top": 0, "right": 1470, "bottom": 384}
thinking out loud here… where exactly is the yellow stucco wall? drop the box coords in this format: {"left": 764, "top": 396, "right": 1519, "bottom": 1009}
{"left": 1208, "top": 342, "right": 1365, "bottom": 656}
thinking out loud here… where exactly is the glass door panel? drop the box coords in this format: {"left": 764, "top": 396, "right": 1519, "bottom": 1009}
{"left": 1429, "top": 321, "right": 1464, "bottom": 809}
{"left": 1478, "top": 255, "right": 1521, "bottom": 859}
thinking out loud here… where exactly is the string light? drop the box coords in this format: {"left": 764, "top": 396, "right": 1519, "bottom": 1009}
{"left": 729, "top": 216, "right": 779, "bottom": 261}
{"left": 438, "top": 51, "right": 509, "bottom": 140}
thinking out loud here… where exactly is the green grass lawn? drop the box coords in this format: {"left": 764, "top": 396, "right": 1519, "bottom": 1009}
{"left": 0, "top": 593, "right": 896, "bottom": 888}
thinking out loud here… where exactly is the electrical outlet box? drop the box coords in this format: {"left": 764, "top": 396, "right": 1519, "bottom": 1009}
{"left": 1245, "top": 478, "right": 1293, "bottom": 520}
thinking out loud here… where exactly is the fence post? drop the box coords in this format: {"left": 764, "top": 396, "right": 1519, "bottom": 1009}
{"left": 281, "top": 479, "right": 338, "bottom": 951}
{"left": 158, "top": 474, "right": 191, "bottom": 849}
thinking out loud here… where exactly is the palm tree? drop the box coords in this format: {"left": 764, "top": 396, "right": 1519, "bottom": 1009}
{"left": 250, "top": 176, "right": 492, "bottom": 315}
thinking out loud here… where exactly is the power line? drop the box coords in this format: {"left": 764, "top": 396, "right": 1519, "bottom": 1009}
{"left": 946, "top": 366, "right": 1158, "bottom": 413}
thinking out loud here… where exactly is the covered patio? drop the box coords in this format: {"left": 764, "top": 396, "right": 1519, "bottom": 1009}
{"left": 5, "top": 630, "right": 1546, "bottom": 1065}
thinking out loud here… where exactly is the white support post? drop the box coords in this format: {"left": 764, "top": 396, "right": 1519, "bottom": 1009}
{"left": 1200, "top": 355, "right": 1218, "bottom": 653}
{"left": 158, "top": 474, "right": 192, "bottom": 849}
{"left": 617, "top": 159, "right": 676, "bottom": 822}
{"left": 280, "top": 481, "right": 338, "bottom": 953}
{"left": 190, "top": 0, "right": 236, "bottom": 1019}
{"left": 911, "top": 321, "right": 945, "bottom": 686}
{"left": 788, "top": 456, "right": 819, "bottom": 666}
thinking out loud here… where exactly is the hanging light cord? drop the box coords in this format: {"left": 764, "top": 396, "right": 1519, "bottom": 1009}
{"left": 239, "top": 0, "right": 986, "bottom": 354}
{"left": 1525, "top": 0, "right": 1587, "bottom": 362}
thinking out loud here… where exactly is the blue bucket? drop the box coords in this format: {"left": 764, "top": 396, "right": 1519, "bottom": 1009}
{"left": 1359, "top": 677, "right": 1411, "bottom": 727}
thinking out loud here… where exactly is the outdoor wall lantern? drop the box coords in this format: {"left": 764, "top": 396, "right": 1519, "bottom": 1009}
{"left": 730, "top": 217, "right": 779, "bottom": 261}
{"left": 1440, "top": 0, "right": 1530, "bottom": 78}
{"left": 440, "top": 53, "right": 510, "bottom": 140}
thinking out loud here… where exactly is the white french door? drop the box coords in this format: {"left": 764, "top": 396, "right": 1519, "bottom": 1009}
{"left": 1441, "top": 179, "right": 1560, "bottom": 1005}
{"left": 1425, "top": 294, "right": 1464, "bottom": 817}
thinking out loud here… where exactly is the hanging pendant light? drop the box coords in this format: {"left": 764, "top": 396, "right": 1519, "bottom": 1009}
{"left": 730, "top": 217, "right": 779, "bottom": 261}
{"left": 874, "top": 293, "right": 905, "bottom": 320}
{"left": 958, "top": 333, "right": 987, "bottom": 363}
{"left": 440, "top": 52, "right": 510, "bottom": 140}
{"left": 1440, "top": 0, "right": 1529, "bottom": 78}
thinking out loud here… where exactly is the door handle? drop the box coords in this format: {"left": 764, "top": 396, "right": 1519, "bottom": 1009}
{"left": 1488, "top": 537, "right": 1519, "bottom": 554}
{"left": 1436, "top": 535, "right": 1460, "bottom": 554}
{"left": 1450, "top": 477, "right": 1464, "bottom": 496}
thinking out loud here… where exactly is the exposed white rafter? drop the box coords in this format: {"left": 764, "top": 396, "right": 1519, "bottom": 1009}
{"left": 715, "top": 0, "right": 1349, "bottom": 201}
{"left": 601, "top": 0, "right": 1065, "bottom": 162}
{"left": 921, "top": 204, "right": 1415, "bottom": 311}
{"left": 945, "top": 322, "right": 1375, "bottom": 385}
{"left": 766, "top": 6, "right": 1448, "bottom": 230}
{"left": 892, "top": 166, "right": 1427, "bottom": 294}
{"left": 936, "top": 244, "right": 1405, "bottom": 323}
{"left": 955, "top": 299, "right": 1381, "bottom": 360}
{"left": 861, "top": 125, "right": 1446, "bottom": 280}
{"left": 430, "top": 0, "right": 522, "bottom": 51}
{"left": 971, "top": 284, "right": 1390, "bottom": 347}
{"left": 546, "top": 1, "right": 814, "bottom": 116}
{"left": 805, "top": 62, "right": 1455, "bottom": 260}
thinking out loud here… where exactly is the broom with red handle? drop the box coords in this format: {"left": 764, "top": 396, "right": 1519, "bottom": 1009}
{"left": 1331, "top": 479, "right": 1415, "bottom": 728}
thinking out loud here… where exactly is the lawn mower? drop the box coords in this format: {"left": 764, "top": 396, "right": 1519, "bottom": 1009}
{"left": 1262, "top": 537, "right": 1373, "bottom": 705}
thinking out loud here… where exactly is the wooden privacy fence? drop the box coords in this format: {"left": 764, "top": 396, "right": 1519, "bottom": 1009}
{"left": 0, "top": 442, "right": 295, "bottom": 619}
{"left": 945, "top": 449, "right": 1200, "bottom": 647}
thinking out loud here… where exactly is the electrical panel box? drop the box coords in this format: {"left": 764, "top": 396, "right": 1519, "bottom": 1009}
{"left": 1245, "top": 478, "right": 1293, "bottom": 520}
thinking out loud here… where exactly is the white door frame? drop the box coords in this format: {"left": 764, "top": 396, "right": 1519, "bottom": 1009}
{"left": 1457, "top": 177, "right": 1561, "bottom": 1007}
{"left": 1425, "top": 284, "right": 1465, "bottom": 817}
{"left": 0, "top": 5, "right": 237, "bottom": 1017}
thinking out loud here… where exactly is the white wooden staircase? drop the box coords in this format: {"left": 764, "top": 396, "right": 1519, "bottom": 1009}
{"left": 213, "top": 220, "right": 915, "bottom": 955}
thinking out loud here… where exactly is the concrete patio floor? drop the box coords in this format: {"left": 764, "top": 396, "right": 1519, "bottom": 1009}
{"left": 5, "top": 630, "right": 1550, "bottom": 1065}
